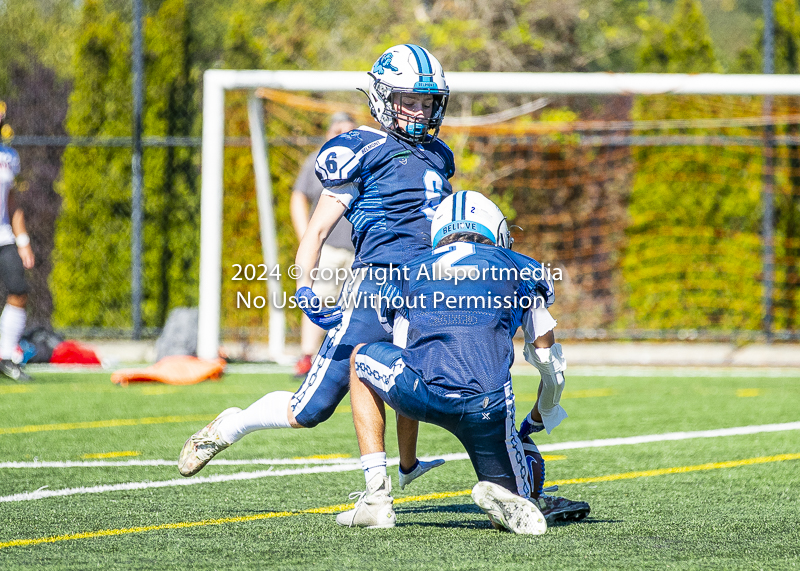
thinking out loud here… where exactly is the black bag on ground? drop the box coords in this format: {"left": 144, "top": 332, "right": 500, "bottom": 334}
{"left": 20, "top": 327, "right": 64, "bottom": 363}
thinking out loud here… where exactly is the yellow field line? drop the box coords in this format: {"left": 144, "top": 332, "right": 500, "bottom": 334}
{"left": 1, "top": 452, "right": 797, "bottom": 551}
{"left": 82, "top": 451, "right": 141, "bottom": 459}
{"left": 0, "top": 386, "right": 33, "bottom": 395}
{"left": 736, "top": 388, "right": 761, "bottom": 398}
{"left": 0, "top": 415, "right": 214, "bottom": 436}
{"left": 293, "top": 454, "right": 352, "bottom": 460}
{"left": 550, "top": 453, "right": 800, "bottom": 485}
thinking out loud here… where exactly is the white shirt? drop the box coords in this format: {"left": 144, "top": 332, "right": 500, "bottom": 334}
{"left": 0, "top": 145, "right": 21, "bottom": 246}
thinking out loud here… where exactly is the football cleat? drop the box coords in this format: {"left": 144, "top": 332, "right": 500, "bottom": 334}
{"left": 336, "top": 474, "right": 396, "bottom": 529}
{"left": 178, "top": 407, "right": 241, "bottom": 476}
{"left": 398, "top": 458, "right": 445, "bottom": 490}
{"left": 0, "top": 359, "right": 32, "bottom": 383}
{"left": 532, "top": 485, "right": 591, "bottom": 524}
{"left": 471, "top": 481, "right": 547, "bottom": 535}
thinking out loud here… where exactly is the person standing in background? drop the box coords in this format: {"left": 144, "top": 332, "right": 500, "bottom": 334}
{"left": 0, "top": 101, "right": 34, "bottom": 382}
{"left": 290, "top": 112, "right": 357, "bottom": 377}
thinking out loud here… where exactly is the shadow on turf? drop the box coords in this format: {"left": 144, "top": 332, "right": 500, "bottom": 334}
{"left": 245, "top": 504, "right": 613, "bottom": 530}
{"left": 394, "top": 504, "right": 610, "bottom": 528}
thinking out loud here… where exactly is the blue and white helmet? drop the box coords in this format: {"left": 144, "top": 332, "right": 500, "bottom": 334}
{"left": 366, "top": 44, "right": 449, "bottom": 144}
{"left": 431, "top": 191, "right": 512, "bottom": 249}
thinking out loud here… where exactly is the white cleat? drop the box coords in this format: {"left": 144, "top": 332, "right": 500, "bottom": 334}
{"left": 336, "top": 474, "right": 396, "bottom": 529}
{"left": 471, "top": 481, "right": 548, "bottom": 535}
{"left": 398, "top": 458, "right": 445, "bottom": 490}
{"left": 178, "top": 407, "right": 241, "bottom": 477}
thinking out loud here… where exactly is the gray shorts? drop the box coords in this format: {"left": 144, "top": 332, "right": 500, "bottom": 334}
{"left": 0, "top": 244, "right": 29, "bottom": 295}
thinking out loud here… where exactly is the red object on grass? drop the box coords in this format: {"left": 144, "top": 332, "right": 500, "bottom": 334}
{"left": 111, "top": 356, "right": 226, "bottom": 386}
{"left": 50, "top": 340, "right": 102, "bottom": 365}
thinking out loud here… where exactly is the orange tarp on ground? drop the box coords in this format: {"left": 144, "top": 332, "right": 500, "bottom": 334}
{"left": 111, "top": 356, "right": 226, "bottom": 386}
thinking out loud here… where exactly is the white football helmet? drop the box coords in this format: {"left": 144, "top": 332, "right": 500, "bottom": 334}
{"left": 431, "top": 191, "right": 512, "bottom": 249}
{"left": 365, "top": 44, "right": 449, "bottom": 144}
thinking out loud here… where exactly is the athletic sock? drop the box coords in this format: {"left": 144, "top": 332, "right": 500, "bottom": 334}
{"left": 0, "top": 304, "right": 26, "bottom": 361}
{"left": 361, "top": 452, "right": 387, "bottom": 484}
{"left": 216, "top": 391, "right": 294, "bottom": 444}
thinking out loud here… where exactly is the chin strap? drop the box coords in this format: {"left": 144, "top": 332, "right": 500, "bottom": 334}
{"left": 523, "top": 342, "right": 568, "bottom": 434}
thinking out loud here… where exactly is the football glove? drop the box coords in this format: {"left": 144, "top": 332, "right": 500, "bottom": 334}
{"left": 295, "top": 287, "right": 343, "bottom": 330}
{"left": 519, "top": 411, "right": 545, "bottom": 439}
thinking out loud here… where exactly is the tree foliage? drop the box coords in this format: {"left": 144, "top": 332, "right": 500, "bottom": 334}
{"left": 52, "top": 0, "right": 134, "bottom": 328}
{"left": 53, "top": 0, "right": 200, "bottom": 329}
{"left": 736, "top": 0, "right": 800, "bottom": 330}
{"left": 623, "top": 0, "right": 764, "bottom": 331}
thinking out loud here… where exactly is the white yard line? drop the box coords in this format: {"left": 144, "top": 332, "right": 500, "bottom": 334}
{"left": 0, "top": 457, "right": 361, "bottom": 469}
{"left": 536, "top": 421, "right": 800, "bottom": 451}
{"left": 1, "top": 422, "right": 798, "bottom": 503}
{"left": 0, "top": 453, "right": 467, "bottom": 503}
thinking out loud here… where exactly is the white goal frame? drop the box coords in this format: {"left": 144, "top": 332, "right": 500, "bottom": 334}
{"left": 198, "top": 71, "right": 800, "bottom": 361}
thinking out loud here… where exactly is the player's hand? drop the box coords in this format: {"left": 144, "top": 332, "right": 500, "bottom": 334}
{"left": 295, "top": 286, "right": 342, "bottom": 330}
{"left": 18, "top": 245, "right": 34, "bottom": 269}
{"left": 519, "top": 412, "right": 545, "bottom": 439}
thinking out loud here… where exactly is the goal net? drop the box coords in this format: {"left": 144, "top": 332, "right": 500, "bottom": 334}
{"left": 200, "top": 71, "right": 800, "bottom": 360}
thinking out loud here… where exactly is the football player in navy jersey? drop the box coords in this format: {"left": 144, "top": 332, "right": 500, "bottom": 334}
{"left": 179, "top": 45, "right": 453, "bottom": 486}
{"left": 335, "top": 191, "right": 590, "bottom": 533}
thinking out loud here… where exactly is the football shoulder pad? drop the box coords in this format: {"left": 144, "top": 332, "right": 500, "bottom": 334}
{"left": 315, "top": 126, "right": 388, "bottom": 187}
{"left": 507, "top": 250, "right": 555, "bottom": 308}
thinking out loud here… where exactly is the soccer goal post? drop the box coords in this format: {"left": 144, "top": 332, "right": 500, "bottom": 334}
{"left": 198, "top": 71, "right": 800, "bottom": 360}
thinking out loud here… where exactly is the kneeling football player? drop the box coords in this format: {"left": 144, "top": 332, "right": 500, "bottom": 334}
{"left": 336, "top": 191, "right": 590, "bottom": 533}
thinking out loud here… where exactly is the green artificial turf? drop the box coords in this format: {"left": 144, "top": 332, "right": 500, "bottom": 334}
{"left": 1, "top": 368, "right": 798, "bottom": 569}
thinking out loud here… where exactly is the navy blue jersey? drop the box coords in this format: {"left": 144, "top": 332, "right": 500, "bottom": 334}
{"left": 388, "top": 243, "right": 553, "bottom": 396}
{"left": 315, "top": 126, "right": 454, "bottom": 268}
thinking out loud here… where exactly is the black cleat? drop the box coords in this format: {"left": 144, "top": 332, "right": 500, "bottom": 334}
{"left": 532, "top": 486, "right": 590, "bottom": 524}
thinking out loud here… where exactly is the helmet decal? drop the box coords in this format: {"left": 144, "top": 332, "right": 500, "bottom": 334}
{"left": 372, "top": 53, "right": 399, "bottom": 75}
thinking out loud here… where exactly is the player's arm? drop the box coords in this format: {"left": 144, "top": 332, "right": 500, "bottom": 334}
{"left": 290, "top": 191, "right": 310, "bottom": 240}
{"left": 519, "top": 330, "right": 555, "bottom": 430}
{"left": 8, "top": 190, "right": 33, "bottom": 269}
{"left": 294, "top": 131, "right": 366, "bottom": 327}
{"left": 293, "top": 194, "right": 347, "bottom": 329}
{"left": 296, "top": 130, "right": 363, "bottom": 290}
{"left": 295, "top": 194, "right": 346, "bottom": 290}
{"left": 520, "top": 317, "right": 567, "bottom": 436}
{"left": 290, "top": 153, "right": 320, "bottom": 240}
{"left": 517, "top": 259, "right": 566, "bottom": 436}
